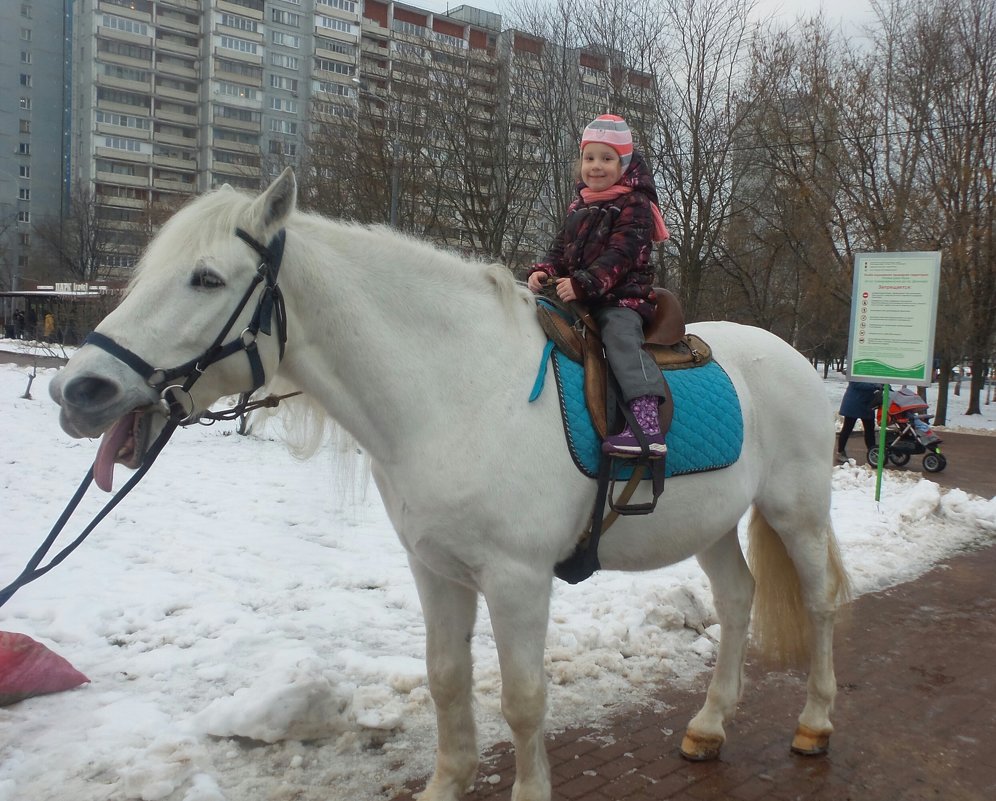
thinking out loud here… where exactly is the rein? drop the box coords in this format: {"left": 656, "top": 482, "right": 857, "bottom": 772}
{"left": 0, "top": 228, "right": 292, "bottom": 610}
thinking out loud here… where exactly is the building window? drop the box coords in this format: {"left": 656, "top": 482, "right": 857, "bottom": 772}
{"left": 101, "top": 15, "right": 149, "bottom": 36}
{"left": 269, "top": 140, "right": 297, "bottom": 156}
{"left": 217, "top": 81, "right": 258, "bottom": 100}
{"left": 315, "top": 57, "right": 355, "bottom": 76}
{"left": 319, "top": 0, "right": 357, "bottom": 12}
{"left": 269, "top": 74, "right": 299, "bottom": 92}
{"left": 19, "top": 232, "right": 31, "bottom": 247}
{"left": 19, "top": 119, "right": 31, "bottom": 134}
{"left": 20, "top": 97, "right": 31, "bottom": 110}
{"left": 219, "top": 35, "right": 257, "bottom": 54}
{"left": 19, "top": 165, "right": 30, "bottom": 178}
{"left": 271, "top": 31, "right": 301, "bottom": 48}
{"left": 269, "top": 119, "right": 298, "bottom": 135}
{"left": 270, "top": 96, "right": 298, "bottom": 113}
{"left": 317, "top": 16, "right": 353, "bottom": 35}
{"left": 18, "top": 143, "right": 30, "bottom": 155}
{"left": 96, "top": 110, "right": 151, "bottom": 130}
{"left": 20, "top": 73, "right": 32, "bottom": 87}
{"left": 271, "top": 53, "right": 300, "bottom": 70}
{"left": 20, "top": 28, "right": 31, "bottom": 41}
{"left": 17, "top": 211, "right": 31, "bottom": 224}
{"left": 19, "top": 188, "right": 31, "bottom": 201}
{"left": 20, "top": 4, "right": 31, "bottom": 19}
{"left": 271, "top": 9, "right": 301, "bottom": 26}
{"left": 220, "top": 13, "right": 257, "bottom": 33}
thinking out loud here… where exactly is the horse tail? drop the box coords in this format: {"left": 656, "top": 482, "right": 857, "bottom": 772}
{"left": 747, "top": 507, "right": 851, "bottom": 667}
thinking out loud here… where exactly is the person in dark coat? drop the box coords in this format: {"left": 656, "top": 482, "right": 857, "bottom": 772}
{"left": 837, "top": 380, "right": 882, "bottom": 462}
{"left": 527, "top": 114, "right": 670, "bottom": 458}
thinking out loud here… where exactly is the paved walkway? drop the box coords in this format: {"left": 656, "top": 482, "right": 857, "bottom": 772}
{"left": 394, "top": 432, "right": 996, "bottom": 801}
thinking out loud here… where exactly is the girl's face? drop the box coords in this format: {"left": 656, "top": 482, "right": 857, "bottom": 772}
{"left": 581, "top": 142, "right": 624, "bottom": 191}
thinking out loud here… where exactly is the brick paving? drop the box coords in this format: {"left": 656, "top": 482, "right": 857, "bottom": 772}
{"left": 394, "top": 432, "right": 996, "bottom": 801}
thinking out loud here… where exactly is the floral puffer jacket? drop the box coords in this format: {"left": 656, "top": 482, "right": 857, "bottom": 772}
{"left": 528, "top": 152, "right": 662, "bottom": 324}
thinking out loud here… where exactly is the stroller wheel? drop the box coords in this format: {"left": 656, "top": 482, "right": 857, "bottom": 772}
{"left": 888, "top": 451, "right": 911, "bottom": 467}
{"left": 867, "top": 446, "right": 882, "bottom": 466}
{"left": 923, "top": 452, "right": 947, "bottom": 473}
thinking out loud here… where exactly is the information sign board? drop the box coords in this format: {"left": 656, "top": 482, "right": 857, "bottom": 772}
{"left": 847, "top": 252, "right": 941, "bottom": 385}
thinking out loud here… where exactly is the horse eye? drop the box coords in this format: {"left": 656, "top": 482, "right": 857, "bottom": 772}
{"left": 190, "top": 269, "right": 225, "bottom": 289}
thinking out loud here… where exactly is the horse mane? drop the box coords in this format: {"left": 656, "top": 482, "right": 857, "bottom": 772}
{"left": 140, "top": 183, "right": 531, "bottom": 486}
{"left": 138, "top": 184, "right": 532, "bottom": 320}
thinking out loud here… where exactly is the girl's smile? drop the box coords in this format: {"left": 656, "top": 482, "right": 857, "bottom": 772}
{"left": 581, "top": 142, "right": 624, "bottom": 191}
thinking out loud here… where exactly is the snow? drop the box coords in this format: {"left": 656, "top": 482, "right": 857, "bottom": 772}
{"left": 1, "top": 340, "right": 994, "bottom": 801}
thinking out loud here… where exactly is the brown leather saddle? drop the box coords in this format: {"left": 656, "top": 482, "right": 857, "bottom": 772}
{"left": 536, "top": 288, "right": 712, "bottom": 439}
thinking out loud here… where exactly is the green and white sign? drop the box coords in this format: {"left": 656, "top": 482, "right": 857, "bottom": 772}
{"left": 847, "top": 252, "right": 941, "bottom": 385}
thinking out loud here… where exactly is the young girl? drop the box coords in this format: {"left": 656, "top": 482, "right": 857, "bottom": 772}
{"left": 527, "top": 114, "right": 670, "bottom": 457}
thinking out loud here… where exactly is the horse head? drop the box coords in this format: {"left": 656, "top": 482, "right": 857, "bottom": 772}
{"left": 50, "top": 168, "right": 298, "bottom": 491}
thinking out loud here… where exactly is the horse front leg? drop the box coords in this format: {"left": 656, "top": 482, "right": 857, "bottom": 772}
{"left": 409, "top": 558, "right": 479, "bottom": 801}
{"left": 482, "top": 567, "right": 554, "bottom": 801}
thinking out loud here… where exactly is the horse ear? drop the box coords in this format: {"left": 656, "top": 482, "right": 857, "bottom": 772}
{"left": 249, "top": 168, "right": 297, "bottom": 231}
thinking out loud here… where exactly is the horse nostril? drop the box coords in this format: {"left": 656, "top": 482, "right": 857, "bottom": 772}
{"left": 62, "top": 375, "right": 122, "bottom": 408}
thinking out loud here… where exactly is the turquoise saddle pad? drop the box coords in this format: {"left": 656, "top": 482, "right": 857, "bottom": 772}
{"left": 547, "top": 349, "right": 744, "bottom": 479}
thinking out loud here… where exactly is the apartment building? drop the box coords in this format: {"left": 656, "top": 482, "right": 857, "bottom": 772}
{"left": 63, "top": 0, "right": 653, "bottom": 275}
{"left": 0, "top": 0, "right": 72, "bottom": 291}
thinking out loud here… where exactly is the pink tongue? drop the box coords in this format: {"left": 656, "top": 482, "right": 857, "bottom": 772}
{"left": 94, "top": 415, "right": 133, "bottom": 493}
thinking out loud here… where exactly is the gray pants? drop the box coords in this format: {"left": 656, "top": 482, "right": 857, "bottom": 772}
{"left": 593, "top": 306, "right": 668, "bottom": 402}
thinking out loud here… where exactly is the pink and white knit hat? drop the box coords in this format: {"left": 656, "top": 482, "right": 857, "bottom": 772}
{"left": 580, "top": 114, "right": 633, "bottom": 169}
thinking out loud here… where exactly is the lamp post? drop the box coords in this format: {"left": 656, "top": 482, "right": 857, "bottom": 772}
{"left": 353, "top": 79, "right": 401, "bottom": 227}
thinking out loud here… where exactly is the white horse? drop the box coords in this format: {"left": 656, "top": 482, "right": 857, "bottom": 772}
{"left": 50, "top": 169, "right": 849, "bottom": 801}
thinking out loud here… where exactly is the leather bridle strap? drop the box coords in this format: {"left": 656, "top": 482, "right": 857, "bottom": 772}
{"left": 84, "top": 228, "right": 287, "bottom": 417}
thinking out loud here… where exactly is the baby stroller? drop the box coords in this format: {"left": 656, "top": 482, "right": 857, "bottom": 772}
{"left": 868, "top": 387, "right": 946, "bottom": 473}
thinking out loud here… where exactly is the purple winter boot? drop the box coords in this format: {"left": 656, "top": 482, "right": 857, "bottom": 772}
{"left": 601, "top": 395, "right": 667, "bottom": 458}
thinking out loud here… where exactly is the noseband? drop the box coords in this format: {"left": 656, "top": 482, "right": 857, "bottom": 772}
{"left": 84, "top": 228, "right": 288, "bottom": 423}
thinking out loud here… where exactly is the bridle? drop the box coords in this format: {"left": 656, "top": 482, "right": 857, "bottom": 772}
{"left": 84, "top": 227, "right": 289, "bottom": 424}
{"left": 0, "top": 227, "right": 293, "bottom": 608}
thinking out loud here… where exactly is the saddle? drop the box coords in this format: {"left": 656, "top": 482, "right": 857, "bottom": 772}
{"left": 536, "top": 288, "right": 712, "bottom": 440}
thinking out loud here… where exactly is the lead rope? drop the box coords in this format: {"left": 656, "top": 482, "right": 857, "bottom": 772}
{"left": 0, "top": 419, "right": 179, "bottom": 609}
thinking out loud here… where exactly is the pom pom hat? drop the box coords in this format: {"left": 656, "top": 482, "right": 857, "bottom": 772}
{"left": 580, "top": 114, "right": 634, "bottom": 170}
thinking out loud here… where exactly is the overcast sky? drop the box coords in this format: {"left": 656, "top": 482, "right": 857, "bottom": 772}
{"left": 416, "top": 0, "right": 879, "bottom": 29}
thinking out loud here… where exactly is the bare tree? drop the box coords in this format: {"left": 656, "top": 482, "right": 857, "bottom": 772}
{"left": 32, "top": 183, "right": 115, "bottom": 284}
{"left": 918, "top": 0, "right": 996, "bottom": 416}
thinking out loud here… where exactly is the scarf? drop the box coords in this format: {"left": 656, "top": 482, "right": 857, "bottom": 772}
{"left": 580, "top": 185, "right": 670, "bottom": 243}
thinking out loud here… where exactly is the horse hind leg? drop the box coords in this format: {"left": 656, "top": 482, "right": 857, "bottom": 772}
{"left": 749, "top": 505, "right": 851, "bottom": 756}
{"left": 408, "top": 558, "right": 480, "bottom": 801}
{"left": 680, "top": 527, "right": 755, "bottom": 761}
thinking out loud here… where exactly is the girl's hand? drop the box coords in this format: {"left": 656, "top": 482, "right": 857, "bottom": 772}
{"left": 555, "top": 277, "right": 577, "bottom": 302}
{"left": 527, "top": 272, "right": 547, "bottom": 293}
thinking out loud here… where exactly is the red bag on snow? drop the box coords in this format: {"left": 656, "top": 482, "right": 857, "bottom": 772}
{"left": 0, "top": 631, "right": 89, "bottom": 706}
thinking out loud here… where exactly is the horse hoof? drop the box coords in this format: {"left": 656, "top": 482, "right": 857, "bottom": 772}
{"left": 679, "top": 730, "right": 724, "bottom": 761}
{"left": 791, "top": 724, "right": 831, "bottom": 755}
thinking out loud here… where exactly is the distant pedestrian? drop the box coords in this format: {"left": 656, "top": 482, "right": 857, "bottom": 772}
{"left": 837, "top": 381, "right": 882, "bottom": 462}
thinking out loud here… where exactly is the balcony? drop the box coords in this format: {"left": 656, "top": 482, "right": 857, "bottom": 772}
{"left": 211, "top": 160, "right": 262, "bottom": 178}
{"left": 156, "top": 107, "right": 198, "bottom": 125}
{"left": 212, "top": 114, "right": 261, "bottom": 133}
{"left": 95, "top": 72, "right": 153, "bottom": 95}
{"left": 155, "top": 58, "right": 198, "bottom": 79}
{"left": 153, "top": 154, "right": 197, "bottom": 171}
{"left": 212, "top": 45, "right": 263, "bottom": 66}
{"left": 153, "top": 176, "right": 196, "bottom": 192}
{"left": 155, "top": 130, "right": 198, "bottom": 148}
{"left": 155, "top": 13, "right": 200, "bottom": 36}
{"left": 217, "top": 0, "right": 263, "bottom": 22}
{"left": 95, "top": 170, "right": 149, "bottom": 188}
{"left": 156, "top": 83, "right": 200, "bottom": 103}
{"left": 156, "top": 35, "right": 200, "bottom": 58}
